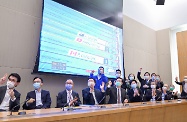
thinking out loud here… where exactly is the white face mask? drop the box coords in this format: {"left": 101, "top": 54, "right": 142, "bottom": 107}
{"left": 7, "top": 81, "right": 15, "bottom": 89}
{"left": 162, "top": 86, "right": 167, "bottom": 90}
{"left": 151, "top": 85, "right": 156, "bottom": 89}
{"left": 88, "top": 82, "right": 95, "bottom": 87}
{"left": 144, "top": 76, "right": 149, "bottom": 80}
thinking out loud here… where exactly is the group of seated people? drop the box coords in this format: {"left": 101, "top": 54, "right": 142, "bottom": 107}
{"left": 0, "top": 66, "right": 187, "bottom": 112}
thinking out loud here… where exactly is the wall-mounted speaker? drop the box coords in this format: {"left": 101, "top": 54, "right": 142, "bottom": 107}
{"left": 156, "top": 0, "right": 165, "bottom": 5}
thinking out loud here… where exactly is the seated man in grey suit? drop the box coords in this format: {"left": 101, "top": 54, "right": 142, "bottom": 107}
{"left": 57, "top": 79, "right": 81, "bottom": 108}
{"left": 0, "top": 73, "right": 21, "bottom": 112}
{"left": 106, "top": 77, "right": 128, "bottom": 104}
{"left": 82, "top": 78, "right": 105, "bottom": 105}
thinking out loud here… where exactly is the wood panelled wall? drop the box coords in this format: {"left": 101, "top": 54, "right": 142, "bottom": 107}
{"left": 176, "top": 31, "right": 187, "bottom": 89}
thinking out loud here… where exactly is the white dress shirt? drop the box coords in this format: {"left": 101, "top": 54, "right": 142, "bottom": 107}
{"left": 0, "top": 87, "right": 16, "bottom": 110}
{"left": 90, "top": 89, "right": 98, "bottom": 105}
{"left": 35, "top": 89, "right": 43, "bottom": 106}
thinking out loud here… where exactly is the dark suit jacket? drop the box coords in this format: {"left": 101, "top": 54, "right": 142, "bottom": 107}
{"left": 22, "top": 90, "right": 51, "bottom": 110}
{"left": 137, "top": 72, "right": 151, "bottom": 94}
{"left": 127, "top": 88, "right": 142, "bottom": 102}
{"left": 162, "top": 91, "right": 172, "bottom": 100}
{"left": 106, "top": 86, "right": 127, "bottom": 104}
{"left": 57, "top": 90, "right": 81, "bottom": 108}
{"left": 146, "top": 89, "right": 162, "bottom": 101}
{"left": 175, "top": 81, "right": 187, "bottom": 98}
{"left": 0, "top": 85, "right": 21, "bottom": 111}
{"left": 82, "top": 88, "right": 105, "bottom": 105}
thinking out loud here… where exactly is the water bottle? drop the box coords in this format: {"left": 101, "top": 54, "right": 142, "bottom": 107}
{"left": 162, "top": 93, "right": 165, "bottom": 101}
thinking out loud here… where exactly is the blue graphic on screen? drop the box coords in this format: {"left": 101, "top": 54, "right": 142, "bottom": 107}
{"left": 38, "top": 0, "right": 124, "bottom": 78}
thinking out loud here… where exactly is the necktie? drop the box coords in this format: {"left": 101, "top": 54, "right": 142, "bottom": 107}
{"left": 117, "top": 88, "right": 120, "bottom": 104}
{"left": 68, "top": 91, "right": 72, "bottom": 103}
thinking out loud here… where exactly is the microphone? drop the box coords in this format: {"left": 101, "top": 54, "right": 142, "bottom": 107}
{"left": 96, "top": 96, "right": 106, "bottom": 108}
{"left": 62, "top": 102, "right": 69, "bottom": 111}
{"left": 8, "top": 98, "right": 29, "bottom": 116}
{"left": 155, "top": 96, "right": 161, "bottom": 103}
{"left": 62, "top": 96, "right": 79, "bottom": 111}
{"left": 141, "top": 91, "right": 147, "bottom": 105}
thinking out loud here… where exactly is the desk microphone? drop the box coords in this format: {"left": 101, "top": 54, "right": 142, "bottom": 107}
{"left": 141, "top": 92, "right": 147, "bottom": 105}
{"left": 96, "top": 96, "right": 106, "bottom": 108}
{"left": 156, "top": 96, "right": 161, "bottom": 103}
{"left": 8, "top": 98, "right": 29, "bottom": 116}
{"left": 62, "top": 102, "right": 69, "bottom": 111}
{"left": 62, "top": 96, "right": 78, "bottom": 111}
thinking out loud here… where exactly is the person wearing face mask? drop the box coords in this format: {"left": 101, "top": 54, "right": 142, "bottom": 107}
{"left": 137, "top": 68, "right": 151, "bottom": 95}
{"left": 161, "top": 84, "right": 172, "bottom": 100}
{"left": 111, "top": 69, "right": 123, "bottom": 87}
{"left": 155, "top": 75, "right": 164, "bottom": 91}
{"left": 149, "top": 73, "right": 156, "bottom": 82}
{"left": 126, "top": 73, "right": 141, "bottom": 90}
{"left": 90, "top": 66, "right": 108, "bottom": 91}
{"left": 145, "top": 81, "right": 162, "bottom": 101}
{"left": 82, "top": 78, "right": 105, "bottom": 105}
{"left": 106, "top": 77, "right": 128, "bottom": 104}
{"left": 57, "top": 79, "right": 81, "bottom": 108}
{"left": 127, "top": 80, "right": 142, "bottom": 102}
{"left": 175, "top": 76, "right": 187, "bottom": 99}
{"left": 23, "top": 77, "right": 51, "bottom": 110}
{"left": 169, "top": 85, "right": 178, "bottom": 99}
{"left": 0, "top": 73, "right": 21, "bottom": 112}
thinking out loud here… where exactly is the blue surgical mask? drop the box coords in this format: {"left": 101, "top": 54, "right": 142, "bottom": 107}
{"left": 115, "top": 81, "right": 121, "bottom": 87}
{"left": 131, "top": 84, "right": 137, "bottom": 89}
{"left": 65, "top": 84, "right": 73, "bottom": 91}
{"left": 152, "top": 76, "right": 155, "bottom": 80}
{"left": 116, "top": 74, "right": 121, "bottom": 78}
{"left": 129, "top": 76, "right": 134, "bottom": 80}
{"left": 156, "top": 77, "right": 160, "bottom": 81}
{"left": 33, "top": 82, "right": 41, "bottom": 90}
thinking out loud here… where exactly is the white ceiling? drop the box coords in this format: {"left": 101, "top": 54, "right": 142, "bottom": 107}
{"left": 123, "top": 0, "right": 187, "bottom": 30}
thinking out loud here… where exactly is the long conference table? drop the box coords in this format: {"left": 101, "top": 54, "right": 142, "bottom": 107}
{"left": 1, "top": 100, "right": 187, "bottom": 122}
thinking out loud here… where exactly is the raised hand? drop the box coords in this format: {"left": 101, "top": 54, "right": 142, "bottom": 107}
{"left": 0, "top": 73, "right": 8, "bottom": 85}
{"left": 100, "top": 83, "right": 105, "bottom": 91}
{"left": 91, "top": 70, "right": 95, "bottom": 74}
{"left": 108, "top": 81, "right": 112, "bottom": 87}
{"left": 175, "top": 77, "right": 178, "bottom": 82}
{"left": 124, "top": 99, "right": 128, "bottom": 103}
{"left": 8, "top": 89, "right": 15, "bottom": 99}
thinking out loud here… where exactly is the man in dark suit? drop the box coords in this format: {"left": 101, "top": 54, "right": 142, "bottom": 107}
{"left": 175, "top": 76, "right": 187, "bottom": 98}
{"left": 23, "top": 77, "right": 51, "bottom": 110}
{"left": 106, "top": 77, "right": 128, "bottom": 104}
{"left": 146, "top": 81, "right": 162, "bottom": 101}
{"left": 127, "top": 80, "right": 142, "bottom": 102}
{"left": 0, "top": 73, "right": 21, "bottom": 111}
{"left": 137, "top": 68, "right": 151, "bottom": 95}
{"left": 82, "top": 78, "right": 105, "bottom": 105}
{"left": 161, "top": 84, "right": 172, "bottom": 100}
{"left": 57, "top": 79, "right": 81, "bottom": 108}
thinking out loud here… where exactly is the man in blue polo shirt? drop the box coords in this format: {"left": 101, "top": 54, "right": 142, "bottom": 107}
{"left": 90, "top": 66, "right": 108, "bottom": 91}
